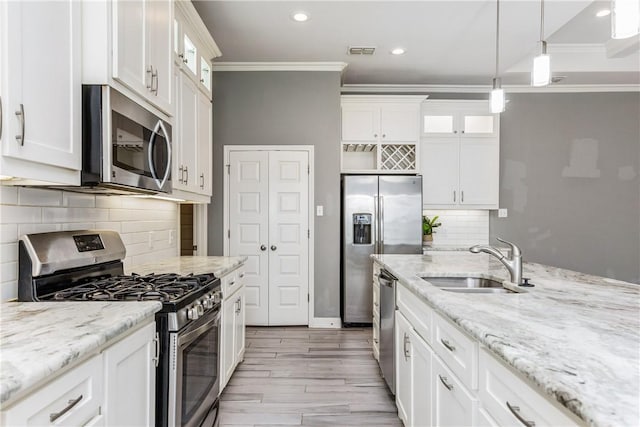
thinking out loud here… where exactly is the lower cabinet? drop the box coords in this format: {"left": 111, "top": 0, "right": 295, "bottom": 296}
{"left": 220, "top": 266, "right": 246, "bottom": 391}
{"left": 1, "top": 321, "right": 157, "bottom": 426}
{"left": 392, "top": 280, "right": 582, "bottom": 427}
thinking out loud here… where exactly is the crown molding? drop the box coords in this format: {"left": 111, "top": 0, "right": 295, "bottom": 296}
{"left": 212, "top": 62, "right": 348, "bottom": 72}
{"left": 341, "top": 84, "right": 640, "bottom": 94}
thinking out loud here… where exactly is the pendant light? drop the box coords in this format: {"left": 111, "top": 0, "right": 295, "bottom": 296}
{"left": 611, "top": 0, "right": 640, "bottom": 39}
{"left": 490, "top": 0, "right": 505, "bottom": 113}
{"left": 531, "top": 0, "right": 551, "bottom": 87}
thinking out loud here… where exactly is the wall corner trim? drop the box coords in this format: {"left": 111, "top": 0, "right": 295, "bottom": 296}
{"left": 212, "top": 62, "right": 348, "bottom": 72}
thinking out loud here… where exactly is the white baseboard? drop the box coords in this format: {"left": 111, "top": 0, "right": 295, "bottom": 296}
{"left": 309, "top": 317, "right": 342, "bottom": 329}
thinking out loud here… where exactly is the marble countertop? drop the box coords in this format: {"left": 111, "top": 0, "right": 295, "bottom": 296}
{"left": 372, "top": 253, "right": 640, "bottom": 427}
{"left": 0, "top": 301, "right": 161, "bottom": 405}
{"left": 128, "top": 256, "right": 247, "bottom": 278}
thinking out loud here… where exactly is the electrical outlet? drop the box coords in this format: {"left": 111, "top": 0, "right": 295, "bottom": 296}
{"left": 316, "top": 205, "right": 324, "bottom": 216}
{"left": 498, "top": 209, "right": 508, "bottom": 218}
{"left": 148, "top": 231, "right": 155, "bottom": 249}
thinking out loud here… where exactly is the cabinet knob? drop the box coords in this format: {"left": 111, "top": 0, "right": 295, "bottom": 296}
{"left": 260, "top": 244, "right": 267, "bottom": 251}
{"left": 453, "top": 130, "right": 458, "bottom": 134}
{"left": 374, "top": 133, "right": 378, "bottom": 138}
{"left": 270, "top": 245, "right": 277, "bottom": 251}
{"left": 382, "top": 134, "right": 386, "bottom": 138}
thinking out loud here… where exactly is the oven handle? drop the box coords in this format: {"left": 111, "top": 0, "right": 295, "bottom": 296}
{"left": 178, "top": 309, "right": 221, "bottom": 348}
{"left": 148, "top": 119, "right": 172, "bottom": 191}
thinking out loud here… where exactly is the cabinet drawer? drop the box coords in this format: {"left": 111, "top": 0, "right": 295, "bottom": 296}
{"left": 433, "top": 355, "right": 478, "bottom": 427}
{"left": 433, "top": 311, "right": 478, "bottom": 390}
{"left": 222, "top": 268, "right": 243, "bottom": 298}
{"left": 3, "top": 355, "right": 103, "bottom": 426}
{"left": 479, "top": 348, "right": 580, "bottom": 427}
{"left": 396, "top": 284, "right": 432, "bottom": 345}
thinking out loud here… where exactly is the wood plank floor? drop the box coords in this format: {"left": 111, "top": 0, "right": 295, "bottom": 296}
{"left": 219, "top": 326, "right": 401, "bottom": 426}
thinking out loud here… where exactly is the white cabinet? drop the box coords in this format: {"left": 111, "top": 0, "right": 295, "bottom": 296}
{"left": 372, "top": 267, "right": 380, "bottom": 361}
{"left": 103, "top": 322, "right": 157, "bottom": 427}
{"left": 395, "top": 310, "right": 413, "bottom": 425}
{"left": 174, "top": 70, "right": 198, "bottom": 193}
{"left": 196, "top": 93, "right": 213, "bottom": 196}
{"left": 1, "top": 322, "right": 157, "bottom": 426}
{"left": 341, "top": 96, "right": 425, "bottom": 173}
{"left": 421, "top": 100, "right": 500, "bottom": 209}
{"left": 220, "top": 267, "right": 246, "bottom": 391}
{"left": 112, "top": 0, "right": 172, "bottom": 114}
{"left": 0, "top": 0, "right": 81, "bottom": 185}
{"left": 433, "top": 356, "right": 479, "bottom": 426}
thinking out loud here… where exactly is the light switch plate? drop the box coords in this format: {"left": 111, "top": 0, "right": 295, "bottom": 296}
{"left": 498, "top": 209, "right": 508, "bottom": 218}
{"left": 316, "top": 205, "right": 324, "bottom": 216}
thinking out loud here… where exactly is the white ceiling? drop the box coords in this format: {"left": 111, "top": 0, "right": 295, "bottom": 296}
{"left": 193, "top": 0, "right": 640, "bottom": 87}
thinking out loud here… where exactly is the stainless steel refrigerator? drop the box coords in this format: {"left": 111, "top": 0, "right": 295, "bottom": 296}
{"left": 341, "top": 175, "right": 423, "bottom": 325}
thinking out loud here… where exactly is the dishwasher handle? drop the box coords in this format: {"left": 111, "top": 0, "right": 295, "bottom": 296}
{"left": 379, "top": 269, "right": 397, "bottom": 288}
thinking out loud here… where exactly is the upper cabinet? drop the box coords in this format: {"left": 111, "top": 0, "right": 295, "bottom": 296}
{"left": 0, "top": 0, "right": 81, "bottom": 185}
{"left": 83, "top": 0, "right": 173, "bottom": 116}
{"left": 420, "top": 100, "right": 500, "bottom": 210}
{"left": 341, "top": 96, "right": 426, "bottom": 173}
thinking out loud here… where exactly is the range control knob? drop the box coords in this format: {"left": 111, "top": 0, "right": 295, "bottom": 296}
{"left": 187, "top": 307, "right": 199, "bottom": 320}
{"left": 203, "top": 298, "right": 212, "bottom": 309}
{"left": 196, "top": 303, "right": 204, "bottom": 316}
{"left": 212, "top": 292, "right": 221, "bottom": 304}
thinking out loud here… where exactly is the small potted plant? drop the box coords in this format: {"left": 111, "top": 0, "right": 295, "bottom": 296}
{"left": 422, "top": 215, "right": 441, "bottom": 244}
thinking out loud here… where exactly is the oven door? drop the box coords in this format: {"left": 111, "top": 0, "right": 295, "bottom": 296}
{"left": 169, "top": 308, "right": 220, "bottom": 427}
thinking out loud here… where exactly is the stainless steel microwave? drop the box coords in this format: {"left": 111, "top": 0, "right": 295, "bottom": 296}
{"left": 81, "top": 85, "right": 172, "bottom": 194}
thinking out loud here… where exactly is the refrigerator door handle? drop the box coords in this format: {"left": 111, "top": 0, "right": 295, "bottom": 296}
{"left": 374, "top": 195, "right": 379, "bottom": 254}
{"left": 379, "top": 195, "right": 385, "bottom": 254}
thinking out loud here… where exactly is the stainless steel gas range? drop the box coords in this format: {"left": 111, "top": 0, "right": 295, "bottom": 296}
{"left": 18, "top": 230, "right": 221, "bottom": 427}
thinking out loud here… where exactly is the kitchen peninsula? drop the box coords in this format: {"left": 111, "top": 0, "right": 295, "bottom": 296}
{"left": 373, "top": 253, "right": 639, "bottom": 427}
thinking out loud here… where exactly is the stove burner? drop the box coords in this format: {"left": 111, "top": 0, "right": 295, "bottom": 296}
{"left": 46, "top": 273, "right": 216, "bottom": 302}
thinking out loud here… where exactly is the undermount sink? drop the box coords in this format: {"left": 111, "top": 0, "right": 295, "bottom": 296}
{"left": 420, "top": 276, "right": 518, "bottom": 294}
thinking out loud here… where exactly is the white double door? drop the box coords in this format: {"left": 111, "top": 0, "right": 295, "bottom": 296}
{"left": 228, "top": 150, "right": 310, "bottom": 326}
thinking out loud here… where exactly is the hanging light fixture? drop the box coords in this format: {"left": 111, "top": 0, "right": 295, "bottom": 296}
{"left": 611, "top": 0, "right": 640, "bottom": 39}
{"left": 531, "top": 0, "right": 551, "bottom": 87}
{"left": 490, "top": 0, "right": 505, "bottom": 113}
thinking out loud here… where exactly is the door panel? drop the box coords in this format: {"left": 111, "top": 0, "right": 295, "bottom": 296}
{"left": 268, "top": 151, "right": 309, "bottom": 325}
{"left": 421, "top": 139, "right": 459, "bottom": 206}
{"left": 380, "top": 103, "right": 419, "bottom": 142}
{"left": 459, "top": 139, "right": 499, "bottom": 207}
{"left": 113, "top": 0, "right": 146, "bottom": 95}
{"left": 229, "top": 151, "right": 269, "bottom": 325}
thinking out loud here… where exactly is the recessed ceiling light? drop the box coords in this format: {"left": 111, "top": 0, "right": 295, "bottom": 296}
{"left": 596, "top": 9, "right": 611, "bottom": 17}
{"left": 291, "top": 12, "right": 309, "bottom": 22}
{"left": 391, "top": 48, "right": 406, "bottom": 55}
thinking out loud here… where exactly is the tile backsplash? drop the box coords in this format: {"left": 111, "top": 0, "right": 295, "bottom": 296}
{"left": 0, "top": 186, "right": 179, "bottom": 301}
{"left": 423, "top": 209, "right": 489, "bottom": 246}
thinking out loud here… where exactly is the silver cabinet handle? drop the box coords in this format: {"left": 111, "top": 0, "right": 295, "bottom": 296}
{"left": 235, "top": 297, "right": 241, "bottom": 314}
{"left": 151, "top": 66, "right": 158, "bottom": 95}
{"left": 440, "top": 338, "right": 456, "bottom": 352}
{"left": 152, "top": 332, "right": 160, "bottom": 367}
{"left": 506, "top": 402, "right": 536, "bottom": 427}
{"left": 379, "top": 195, "right": 384, "bottom": 253}
{"left": 15, "top": 104, "right": 25, "bottom": 146}
{"left": 0, "top": 95, "right": 3, "bottom": 140}
{"left": 178, "top": 165, "right": 184, "bottom": 183}
{"left": 461, "top": 191, "right": 464, "bottom": 203}
{"left": 439, "top": 375, "right": 454, "bottom": 391}
{"left": 184, "top": 166, "right": 188, "bottom": 185}
{"left": 146, "top": 66, "right": 153, "bottom": 89}
{"left": 50, "top": 394, "right": 83, "bottom": 422}
{"left": 200, "top": 173, "right": 204, "bottom": 189}
{"left": 403, "top": 333, "right": 410, "bottom": 359}
{"left": 270, "top": 245, "right": 277, "bottom": 251}
{"left": 453, "top": 190, "right": 456, "bottom": 202}
{"left": 260, "top": 244, "right": 267, "bottom": 251}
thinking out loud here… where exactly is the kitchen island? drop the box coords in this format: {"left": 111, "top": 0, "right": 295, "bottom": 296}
{"left": 373, "top": 253, "right": 639, "bottom": 427}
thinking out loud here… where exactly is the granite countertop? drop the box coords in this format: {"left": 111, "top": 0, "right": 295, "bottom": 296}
{"left": 0, "top": 301, "right": 161, "bottom": 405}
{"left": 128, "top": 256, "right": 247, "bottom": 277}
{"left": 372, "top": 253, "right": 640, "bottom": 427}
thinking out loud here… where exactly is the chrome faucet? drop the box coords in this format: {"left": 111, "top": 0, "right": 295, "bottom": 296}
{"left": 470, "top": 237, "right": 523, "bottom": 285}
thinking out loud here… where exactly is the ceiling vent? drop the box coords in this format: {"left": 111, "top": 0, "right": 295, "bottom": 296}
{"left": 348, "top": 46, "right": 376, "bottom": 55}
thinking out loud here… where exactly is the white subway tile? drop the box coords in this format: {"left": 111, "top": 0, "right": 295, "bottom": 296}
{"left": 95, "top": 222, "right": 121, "bottom": 232}
{"left": 1, "top": 205, "right": 42, "bottom": 223}
{"left": 0, "top": 186, "right": 18, "bottom": 204}
{"left": 63, "top": 192, "right": 96, "bottom": 208}
{"left": 1, "top": 261, "right": 17, "bottom": 283}
{"left": 1, "top": 243, "right": 18, "bottom": 262}
{"left": 0, "top": 224, "right": 18, "bottom": 244}
{"left": 121, "top": 232, "right": 150, "bottom": 245}
{"left": 1, "top": 281, "right": 17, "bottom": 301}
{"left": 96, "top": 195, "right": 122, "bottom": 209}
{"left": 109, "top": 208, "right": 175, "bottom": 222}
{"left": 121, "top": 220, "right": 175, "bottom": 233}
{"left": 122, "top": 197, "right": 177, "bottom": 212}
{"left": 62, "top": 223, "right": 96, "bottom": 231}
{"left": 18, "top": 188, "right": 63, "bottom": 207}
{"left": 18, "top": 224, "right": 62, "bottom": 236}
{"left": 42, "top": 207, "right": 109, "bottom": 223}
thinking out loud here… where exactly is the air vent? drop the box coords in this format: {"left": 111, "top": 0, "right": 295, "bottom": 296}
{"left": 348, "top": 46, "right": 376, "bottom": 55}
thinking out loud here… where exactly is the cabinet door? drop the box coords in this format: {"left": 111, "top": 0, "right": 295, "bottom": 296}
{"left": 228, "top": 151, "right": 270, "bottom": 326}
{"left": 147, "top": 0, "right": 173, "bottom": 113}
{"left": 422, "top": 110, "right": 457, "bottom": 137}
{"left": 221, "top": 294, "right": 237, "bottom": 388}
{"left": 103, "top": 322, "right": 156, "bottom": 427}
{"left": 411, "top": 329, "right": 433, "bottom": 427}
{"left": 196, "top": 93, "right": 212, "bottom": 196}
{"left": 176, "top": 71, "right": 198, "bottom": 191}
{"left": 380, "top": 103, "right": 419, "bottom": 142}
{"left": 459, "top": 108, "right": 498, "bottom": 138}
{"left": 459, "top": 139, "right": 499, "bottom": 207}
{"left": 395, "top": 311, "right": 413, "bottom": 426}
{"left": 421, "top": 139, "right": 459, "bottom": 206}
{"left": 234, "top": 290, "right": 246, "bottom": 362}
{"left": 433, "top": 356, "right": 478, "bottom": 427}
{"left": 2, "top": 0, "right": 81, "bottom": 172}
{"left": 342, "top": 104, "right": 380, "bottom": 141}
{"left": 113, "top": 0, "right": 148, "bottom": 96}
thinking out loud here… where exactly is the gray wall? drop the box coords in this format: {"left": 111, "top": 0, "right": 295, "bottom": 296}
{"left": 208, "top": 71, "right": 342, "bottom": 317}
{"left": 490, "top": 92, "right": 640, "bottom": 284}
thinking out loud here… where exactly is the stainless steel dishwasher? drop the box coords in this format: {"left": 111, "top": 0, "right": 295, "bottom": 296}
{"left": 378, "top": 268, "right": 397, "bottom": 393}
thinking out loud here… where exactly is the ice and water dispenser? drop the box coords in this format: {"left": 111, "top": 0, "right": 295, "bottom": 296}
{"left": 352, "top": 213, "right": 372, "bottom": 245}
